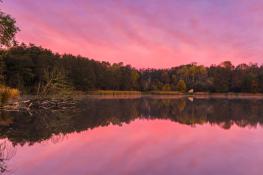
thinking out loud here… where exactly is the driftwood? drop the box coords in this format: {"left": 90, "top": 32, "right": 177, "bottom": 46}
{"left": 0, "top": 98, "right": 78, "bottom": 114}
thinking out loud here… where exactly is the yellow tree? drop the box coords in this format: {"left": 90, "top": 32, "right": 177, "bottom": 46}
{"left": 176, "top": 80, "right": 187, "bottom": 92}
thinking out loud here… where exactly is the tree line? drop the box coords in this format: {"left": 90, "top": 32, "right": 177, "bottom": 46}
{"left": 0, "top": 44, "right": 262, "bottom": 94}
{"left": 1, "top": 6, "right": 263, "bottom": 94}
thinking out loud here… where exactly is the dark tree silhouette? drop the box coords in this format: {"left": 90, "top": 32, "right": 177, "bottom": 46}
{"left": 1, "top": 44, "right": 263, "bottom": 94}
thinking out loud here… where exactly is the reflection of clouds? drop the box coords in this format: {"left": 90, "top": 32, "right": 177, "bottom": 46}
{"left": 0, "top": 98, "right": 263, "bottom": 147}
{"left": 0, "top": 119, "right": 261, "bottom": 175}
{"left": 0, "top": 139, "right": 16, "bottom": 174}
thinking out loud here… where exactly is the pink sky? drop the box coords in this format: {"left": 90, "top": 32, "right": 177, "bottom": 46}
{"left": 2, "top": 0, "right": 263, "bottom": 68}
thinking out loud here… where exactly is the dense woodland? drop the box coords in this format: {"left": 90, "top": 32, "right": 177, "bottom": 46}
{"left": 1, "top": 6, "right": 263, "bottom": 94}
{"left": 0, "top": 44, "right": 263, "bottom": 94}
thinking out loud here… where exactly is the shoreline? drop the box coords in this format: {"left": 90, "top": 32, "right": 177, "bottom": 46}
{"left": 79, "top": 91, "right": 263, "bottom": 99}
{"left": 87, "top": 90, "right": 263, "bottom": 95}
{"left": 18, "top": 91, "right": 263, "bottom": 101}
{"left": 3, "top": 92, "right": 263, "bottom": 112}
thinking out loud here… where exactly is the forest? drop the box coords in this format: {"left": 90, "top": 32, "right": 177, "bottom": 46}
{"left": 0, "top": 44, "right": 263, "bottom": 94}
{"left": 1, "top": 5, "right": 263, "bottom": 95}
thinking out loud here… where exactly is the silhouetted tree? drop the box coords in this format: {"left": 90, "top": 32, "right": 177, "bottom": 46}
{"left": 0, "top": 9, "right": 19, "bottom": 47}
{"left": 0, "top": 44, "right": 263, "bottom": 94}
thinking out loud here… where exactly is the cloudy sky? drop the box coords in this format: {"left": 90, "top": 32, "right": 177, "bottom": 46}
{"left": 2, "top": 0, "right": 263, "bottom": 68}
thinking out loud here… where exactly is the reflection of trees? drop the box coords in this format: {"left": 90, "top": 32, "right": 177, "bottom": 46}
{"left": 0, "top": 98, "right": 263, "bottom": 145}
{"left": 50, "top": 133, "right": 66, "bottom": 144}
{"left": 0, "top": 140, "right": 16, "bottom": 174}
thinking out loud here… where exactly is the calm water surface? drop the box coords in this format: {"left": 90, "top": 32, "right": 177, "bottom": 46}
{"left": 0, "top": 96, "right": 263, "bottom": 175}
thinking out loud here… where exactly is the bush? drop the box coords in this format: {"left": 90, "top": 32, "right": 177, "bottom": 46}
{"left": 162, "top": 84, "right": 172, "bottom": 91}
{"left": 176, "top": 80, "right": 187, "bottom": 92}
{"left": 0, "top": 87, "right": 20, "bottom": 105}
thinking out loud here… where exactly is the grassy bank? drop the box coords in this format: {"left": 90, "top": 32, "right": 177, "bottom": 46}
{"left": 87, "top": 90, "right": 263, "bottom": 97}
{"left": 87, "top": 90, "right": 188, "bottom": 96}
{"left": 192, "top": 92, "right": 263, "bottom": 99}
{"left": 88, "top": 90, "right": 142, "bottom": 95}
{"left": 146, "top": 91, "right": 184, "bottom": 95}
{"left": 0, "top": 86, "right": 20, "bottom": 105}
{"left": 88, "top": 90, "right": 188, "bottom": 95}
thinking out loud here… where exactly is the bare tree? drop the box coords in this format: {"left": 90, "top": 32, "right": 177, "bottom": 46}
{"left": 37, "top": 66, "right": 70, "bottom": 96}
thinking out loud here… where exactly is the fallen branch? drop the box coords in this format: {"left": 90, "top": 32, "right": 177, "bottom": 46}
{"left": 0, "top": 98, "right": 78, "bottom": 113}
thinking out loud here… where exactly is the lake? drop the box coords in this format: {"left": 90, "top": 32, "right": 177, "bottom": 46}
{"left": 0, "top": 96, "right": 263, "bottom": 175}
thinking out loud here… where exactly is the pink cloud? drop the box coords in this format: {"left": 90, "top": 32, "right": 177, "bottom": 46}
{"left": 2, "top": 0, "right": 263, "bottom": 68}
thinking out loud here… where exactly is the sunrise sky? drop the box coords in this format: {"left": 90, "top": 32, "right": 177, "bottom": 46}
{"left": 2, "top": 0, "right": 263, "bottom": 68}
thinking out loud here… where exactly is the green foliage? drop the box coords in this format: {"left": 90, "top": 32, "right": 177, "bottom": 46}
{"left": 0, "top": 44, "right": 263, "bottom": 94}
{"left": 0, "top": 10, "right": 19, "bottom": 47}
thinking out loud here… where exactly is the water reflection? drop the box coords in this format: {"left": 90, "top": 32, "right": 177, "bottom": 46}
{"left": 0, "top": 140, "right": 16, "bottom": 174}
{"left": 0, "top": 97, "right": 262, "bottom": 174}
{"left": 0, "top": 97, "right": 263, "bottom": 146}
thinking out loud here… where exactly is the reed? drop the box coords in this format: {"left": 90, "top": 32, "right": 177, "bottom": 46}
{"left": 0, "top": 87, "right": 20, "bottom": 105}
